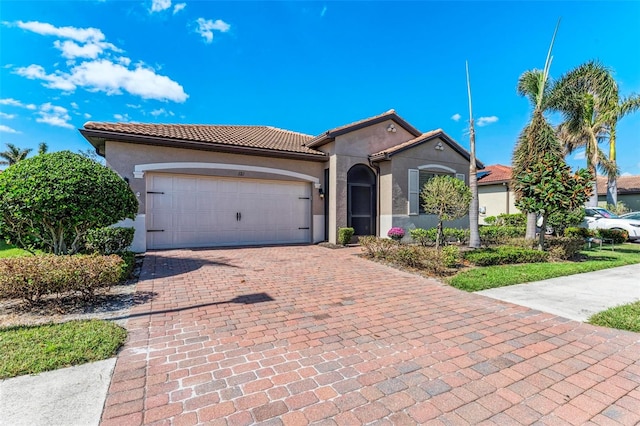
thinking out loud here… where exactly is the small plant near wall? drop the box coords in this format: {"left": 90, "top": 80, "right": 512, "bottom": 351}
{"left": 337, "top": 227, "right": 354, "bottom": 246}
{"left": 387, "top": 227, "right": 405, "bottom": 242}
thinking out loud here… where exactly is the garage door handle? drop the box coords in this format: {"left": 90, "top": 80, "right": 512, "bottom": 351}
{"left": 146, "top": 191, "right": 165, "bottom": 194}
{"left": 147, "top": 229, "right": 164, "bottom": 232}
{"left": 298, "top": 227, "right": 310, "bottom": 230}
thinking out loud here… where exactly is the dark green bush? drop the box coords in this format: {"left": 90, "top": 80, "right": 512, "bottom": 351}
{"left": 409, "top": 228, "right": 469, "bottom": 246}
{"left": 0, "top": 254, "right": 123, "bottom": 305}
{"left": 85, "top": 227, "right": 134, "bottom": 255}
{"left": 464, "top": 246, "right": 549, "bottom": 266}
{"left": 409, "top": 228, "right": 431, "bottom": 246}
{"left": 545, "top": 237, "right": 585, "bottom": 260}
{"left": 337, "top": 227, "right": 355, "bottom": 246}
{"left": 597, "top": 229, "right": 628, "bottom": 244}
{"left": 496, "top": 213, "right": 526, "bottom": 227}
{"left": 479, "top": 226, "right": 526, "bottom": 245}
{"left": 564, "top": 227, "right": 595, "bottom": 239}
{"left": 117, "top": 251, "right": 136, "bottom": 281}
{"left": 547, "top": 208, "right": 585, "bottom": 236}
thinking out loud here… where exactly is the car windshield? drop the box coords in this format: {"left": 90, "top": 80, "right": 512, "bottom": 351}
{"left": 593, "top": 209, "right": 619, "bottom": 219}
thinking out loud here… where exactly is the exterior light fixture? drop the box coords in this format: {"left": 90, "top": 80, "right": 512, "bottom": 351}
{"left": 387, "top": 124, "right": 397, "bottom": 133}
{"left": 435, "top": 142, "right": 444, "bottom": 151}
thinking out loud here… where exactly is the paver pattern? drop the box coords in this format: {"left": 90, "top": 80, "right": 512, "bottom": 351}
{"left": 101, "top": 246, "right": 640, "bottom": 425}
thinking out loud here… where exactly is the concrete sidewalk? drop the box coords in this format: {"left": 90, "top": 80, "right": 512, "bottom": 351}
{"left": 0, "top": 358, "right": 115, "bottom": 426}
{"left": 477, "top": 263, "right": 640, "bottom": 322}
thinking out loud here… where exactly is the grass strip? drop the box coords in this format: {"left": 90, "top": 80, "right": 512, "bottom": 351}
{"left": 0, "top": 319, "right": 127, "bottom": 379}
{"left": 0, "top": 240, "right": 34, "bottom": 258}
{"left": 588, "top": 301, "right": 640, "bottom": 333}
{"left": 449, "top": 244, "right": 640, "bottom": 292}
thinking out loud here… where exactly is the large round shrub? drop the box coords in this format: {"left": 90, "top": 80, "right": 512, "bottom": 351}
{"left": 0, "top": 151, "right": 138, "bottom": 254}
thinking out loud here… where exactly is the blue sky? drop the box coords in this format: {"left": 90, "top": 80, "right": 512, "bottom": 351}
{"left": 1, "top": 1, "right": 639, "bottom": 174}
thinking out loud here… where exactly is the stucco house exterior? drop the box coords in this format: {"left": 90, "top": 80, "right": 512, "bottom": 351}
{"left": 477, "top": 164, "right": 518, "bottom": 225}
{"left": 80, "top": 110, "right": 482, "bottom": 252}
{"left": 596, "top": 175, "right": 640, "bottom": 211}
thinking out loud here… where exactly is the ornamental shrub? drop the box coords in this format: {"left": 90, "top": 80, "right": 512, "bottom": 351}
{"left": 0, "top": 151, "right": 138, "bottom": 255}
{"left": 387, "top": 227, "right": 405, "bottom": 241}
{"left": 479, "top": 226, "right": 526, "bottom": 245}
{"left": 597, "top": 229, "right": 628, "bottom": 244}
{"left": 564, "top": 227, "right": 595, "bottom": 239}
{"left": 0, "top": 254, "right": 123, "bottom": 305}
{"left": 409, "top": 228, "right": 431, "bottom": 246}
{"left": 441, "top": 245, "right": 460, "bottom": 268}
{"left": 545, "top": 237, "right": 584, "bottom": 260}
{"left": 337, "top": 227, "right": 355, "bottom": 246}
{"left": 359, "top": 236, "right": 398, "bottom": 259}
{"left": 85, "top": 227, "right": 135, "bottom": 255}
{"left": 464, "top": 247, "right": 549, "bottom": 266}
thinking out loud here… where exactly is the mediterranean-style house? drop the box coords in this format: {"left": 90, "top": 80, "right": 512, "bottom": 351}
{"left": 477, "top": 164, "right": 640, "bottom": 224}
{"left": 80, "top": 110, "right": 482, "bottom": 252}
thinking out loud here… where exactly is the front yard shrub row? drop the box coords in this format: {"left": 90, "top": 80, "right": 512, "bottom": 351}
{"left": 0, "top": 254, "right": 123, "bottom": 305}
{"left": 479, "top": 225, "right": 526, "bottom": 245}
{"left": 409, "top": 228, "right": 469, "bottom": 246}
{"left": 360, "top": 236, "right": 458, "bottom": 275}
{"left": 596, "top": 229, "right": 628, "bottom": 244}
{"left": 483, "top": 213, "right": 526, "bottom": 227}
{"left": 544, "top": 237, "right": 585, "bottom": 260}
{"left": 464, "top": 246, "right": 549, "bottom": 266}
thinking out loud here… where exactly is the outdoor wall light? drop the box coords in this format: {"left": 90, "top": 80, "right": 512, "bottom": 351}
{"left": 387, "top": 124, "right": 397, "bottom": 133}
{"left": 435, "top": 142, "right": 444, "bottom": 151}
{"left": 318, "top": 188, "right": 325, "bottom": 199}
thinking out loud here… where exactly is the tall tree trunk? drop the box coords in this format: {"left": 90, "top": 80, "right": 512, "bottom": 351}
{"left": 466, "top": 61, "right": 481, "bottom": 249}
{"left": 587, "top": 135, "right": 599, "bottom": 207}
{"left": 525, "top": 212, "right": 537, "bottom": 240}
{"left": 537, "top": 215, "right": 547, "bottom": 250}
{"left": 606, "top": 128, "right": 617, "bottom": 206}
{"left": 436, "top": 220, "right": 443, "bottom": 250}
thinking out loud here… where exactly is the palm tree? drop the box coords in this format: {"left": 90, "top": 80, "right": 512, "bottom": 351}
{"left": 466, "top": 61, "right": 480, "bottom": 249}
{"left": 512, "top": 21, "right": 563, "bottom": 239}
{"left": 0, "top": 143, "right": 32, "bottom": 166}
{"left": 37, "top": 142, "right": 48, "bottom": 155}
{"left": 603, "top": 93, "right": 640, "bottom": 205}
{"left": 552, "top": 61, "right": 617, "bottom": 206}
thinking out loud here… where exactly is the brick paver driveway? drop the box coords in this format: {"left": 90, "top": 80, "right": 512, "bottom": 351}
{"left": 102, "top": 246, "right": 640, "bottom": 425}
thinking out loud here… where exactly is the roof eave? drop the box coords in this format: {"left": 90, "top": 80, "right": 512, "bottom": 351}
{"left": 306, "top": 112, "right": 422, "bottom": 149}
{"left": 80, "top": 128, "right": 328, "bottom": 162}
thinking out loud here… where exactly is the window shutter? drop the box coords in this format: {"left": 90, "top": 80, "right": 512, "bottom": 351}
{"left": 408, "top": 169, "right": 419, "bottom": 215}
{"left": 455, "top": 173, "right": 465, "bottom": 182}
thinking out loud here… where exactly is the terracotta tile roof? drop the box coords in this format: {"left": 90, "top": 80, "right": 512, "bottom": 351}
{"left": 477, "top": 164, "right": 513, "bottom": 184}
{"left": 306, "top": 109, "right": 421, "bottom": 148}
{"left": 596, "top": 175, "right": 640, "bottom": 195}
{"left": 82, "top": 122, "right": 325, "bottom": 156}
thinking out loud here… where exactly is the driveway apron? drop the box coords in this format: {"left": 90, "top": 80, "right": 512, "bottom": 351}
{"left": 101, "top": 246, "right": 640, "bottom": 425}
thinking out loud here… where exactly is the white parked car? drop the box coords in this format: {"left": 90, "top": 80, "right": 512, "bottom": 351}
{"left": 582, "top": 207, "right": 640, "bottom": 241}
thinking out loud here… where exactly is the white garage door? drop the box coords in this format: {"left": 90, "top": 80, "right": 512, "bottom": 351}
{"left": 146, "top": 173, "right": 312, "bottom": 249}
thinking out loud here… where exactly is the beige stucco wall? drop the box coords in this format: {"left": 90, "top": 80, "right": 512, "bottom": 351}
{"left": 478, "top": 184, "right": 519, "bottom": 224}
{"left": 324, "top": 120, "right": 415, "bottom": 243}
{"left": 598, "top": 194, "right": 640, "bottom": 212}
{"left": 105, "top": 141, "right": 326, "bottom": 216}
{"left": 383, "top": 136, "right": 473, "bottom": 234}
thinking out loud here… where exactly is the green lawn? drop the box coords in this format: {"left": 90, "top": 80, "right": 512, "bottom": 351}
{"left": 449, "top": 243, "right": 640, "bottom": 292}
{"left": 0, "top": 240, "right": 34, "bottom": 258}
{"left": 588, "top": 301, "right": 640, "bottom": 333}
{"left": 0, "top": 320, "right": 127, "bottom": 379}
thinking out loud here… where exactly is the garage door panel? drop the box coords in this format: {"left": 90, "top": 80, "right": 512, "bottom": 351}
{"left": 147, "top": 173, "right": 311, "bottom": 249}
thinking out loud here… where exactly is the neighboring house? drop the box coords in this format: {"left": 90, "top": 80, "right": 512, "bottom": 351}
{"left": 80, "top": 110, "right": 482, "bottom": 252}
{"left": 596, "top": 175, "right": 640, "bottom": 211}
{"left": 477, "top": 164, "right": 519, "bottom": 224}
{"left": 477, "top": 165, "right": 640, "bottom": 223}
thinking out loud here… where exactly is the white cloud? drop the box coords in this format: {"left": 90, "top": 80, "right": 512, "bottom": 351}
{"left": 150, "top": 108, "right": 175, "bottom": 117}
{"left": 0, "top": 98, "right": 37, "bottom": 110}
{"left": 126, "top": 104, "right": 141, "bottom": 109}
{"left": 195, "top": 18, "right": 230, "bottom": 43}
{"left": 573, "top": 150, "right": 586, "bottom": 160}
{"left": 477, "top": 116, "right": 499, "bottom": 127}
{"left": 621, "top": 172, "right": 632, "bottom": 177}
{"left": 173, "top": 3, "right": 186, "bottom": 14}
{"left": 151, "top": 0, "right": 171, "bottom": 13}
{"left": 84, "top": 113, "right": 91, "bottom": 119}
{"left": 53, "top": 39, "right": 121, "bottom": 59}
{"left": 0, "top": 124, "right": 20, "bottom": 133}
{"left": 114, "top": 113, "right": 131, "bottom": 122}
{"left": 70, "top": 102, "right": 79, "bottom": 109}
{"left": 451, "top": 113, "right": 461, "bottom": 122}
{"left": 14, "top": 21, "right": 105, "bottom": 43}
{"left": 0, "top": 112, "right": 16, "bottom": 119}
{"left": 36, "top": 103, "right": 74, "bottom": 129}
{"left": 320, "top": 5, "right": 327, "bottom": 17}
{"left": 15, "top": 60, "right": 188, "bottom": 102}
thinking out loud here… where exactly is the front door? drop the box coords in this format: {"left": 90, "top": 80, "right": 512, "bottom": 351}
{"left": 347, "top": 164, "right": 376, "bottom": 236}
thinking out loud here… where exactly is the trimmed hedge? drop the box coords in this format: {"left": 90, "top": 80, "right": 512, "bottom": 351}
{"left": 84, "top": 227, "right": 134, "bottom": 255}
{"left": 409, "top": 228, "right": 469, "bottom": 246}
{"left": 564, "top": 227, "right": 595, "bottom": 239}
{"left": 597, "top": 229, "right": 628, "bottom": 244}
{"left": 337, "top": 227, "right": 354, "bottom": 246}
{"left": 479, "top": 225, "right": 526, "bottom": 245}
{"left": 464, "top": 246, "right": 549, "bottom": 266}
{"left": 0, "top": 254, "right": 123, "bottom": 305}
{"left": 545, "top": 237, "right": 585, "bottom": 260}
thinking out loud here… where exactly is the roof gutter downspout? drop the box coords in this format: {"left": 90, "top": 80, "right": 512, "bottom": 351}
{"left": 369, "top": 156, "right": 381, "bottom": 238}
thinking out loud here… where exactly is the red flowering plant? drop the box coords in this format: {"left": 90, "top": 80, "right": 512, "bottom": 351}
{"left": 387, "top": 227, "right": 405, "bottom": 242}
